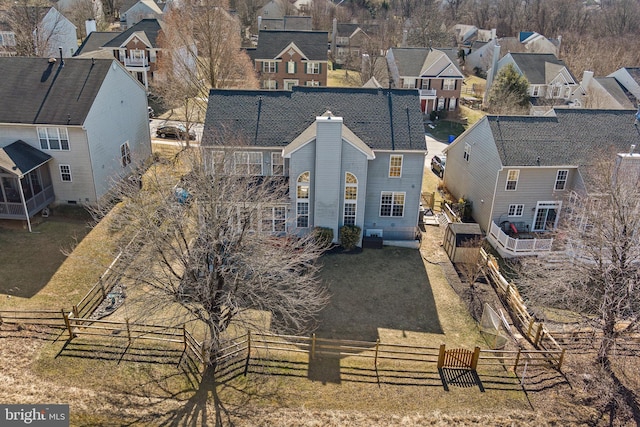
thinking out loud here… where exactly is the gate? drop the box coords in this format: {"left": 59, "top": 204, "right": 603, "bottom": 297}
{"left": 437, "top": 344, "right": 480, "bottom": 370}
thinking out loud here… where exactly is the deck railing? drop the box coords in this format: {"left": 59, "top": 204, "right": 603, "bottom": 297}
{"left": 488, "top": 221, "right": 553, "bottom": 257}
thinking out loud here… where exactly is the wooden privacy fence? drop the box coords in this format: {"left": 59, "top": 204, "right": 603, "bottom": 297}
{"left": 480, "top": 248, "right": 565, "bottom": 368}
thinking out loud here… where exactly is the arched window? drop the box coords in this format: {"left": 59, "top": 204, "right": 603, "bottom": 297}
{"left": 344, "top": 172, "right": 357, "bottom": 226}
{"left": 296, "top": 172, "right": 310, "bottom": 227}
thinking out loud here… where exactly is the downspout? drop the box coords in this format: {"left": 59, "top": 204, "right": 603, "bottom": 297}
{"left": 18, "top": 176, "right": 32, "bottom": 233}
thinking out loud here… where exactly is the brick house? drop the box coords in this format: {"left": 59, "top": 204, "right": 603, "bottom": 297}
{"left": 251, "top": 30, "right": 328, "bottom": 90}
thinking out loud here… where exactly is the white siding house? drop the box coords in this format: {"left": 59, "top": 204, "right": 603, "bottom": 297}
{"left": 0, "top": 57, "right": 152, "bottom": 228}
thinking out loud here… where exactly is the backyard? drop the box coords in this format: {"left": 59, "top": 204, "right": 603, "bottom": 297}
{"left": 0, "top": 205, "right": 590, "bottom": 425}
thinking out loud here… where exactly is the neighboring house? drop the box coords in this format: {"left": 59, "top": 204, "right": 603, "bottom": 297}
{"left": 0, "top": 57, "right": 152, "bottom": 230}
{"left": 202, "top": 86, "right": 427, "bottom": 245}
{"left": 576, "top": 71, "right": 636, "bottom": 109}
{"left": 74, "top": 31, "right": 122, "bottom": 57}
{"left": 259, "top": 0, "right": 296, "bottom": 20}
{"left": 257, "top": 15, "right": 311, "bottom": 31}
{"left": 518, "top": 31, "right": 560, "bottom": 55}
{"left": 486, "top": 52, "right": 579, "bottom": 114}
{"left": 101, "top": 18, "right": 163, "bottom": 90}
{"left": 36, "top": 7, "right": 77, "bottom": 57}
{"left": 330, "top": 20, "right": 370, "bottom": 67}
{"left": 120, "top": 0, "right": 163, "bottom": 30}
{"left": 608, "top": 67, "right": 640, "bottom": 102}
{"left": 442, "top": 108, "right": 640, "bottom": 257}
{"left": 386, "top": 47, "right": 464, "bottom": 114}
{"left": 251, "top": 30, "right": 328, "bottom": 90}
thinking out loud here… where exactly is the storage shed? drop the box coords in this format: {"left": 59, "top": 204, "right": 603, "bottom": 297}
{"left": 443, "top": 222, "right": 483, "bottom": 263}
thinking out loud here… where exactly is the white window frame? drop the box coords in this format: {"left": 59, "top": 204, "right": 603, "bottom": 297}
{"left": 437, "top": 97, "right": 445, "bottom": 110}
{"left": 296, "top": 171, "right": 310, "bottom": 228}
{"left": 388, "top": 155, "right": 403, "bottom": 178}
{"left": 306, "top": 62, "right": 320, "bottom": 74}
{"left": 262, "top": 79, "right": 277, "bottom": 90}
{"left": 443, "top": 78, "right": 455, "bottom": 90}
{"left": 449, "top": 97, "right": 457, "bottom": 111}
{"left": 59, "top": 164, "right": 72, "bottom": 182}
{"left": 463, "top": 143, "right": 470, "bottom": 162}
{"left": 284, "top": 79, "right": 298, "bottom": 90}
{"left": 233, "top": 151, "right": 263, "bottom": 175}
{"left": 402, "top": 78, "right": 416, "bottom": 89}
{"left": 287, "top": 60, "right": 295, "bottom": 74}
{"left": 532, "top": 201, "right": 561, "bottom": 232}
{"left": 305, "top": 80, "right": 320, "bottom": 87}
{"left": 531, "top": 86, "right": 540, "bottom": 97}
{"left": 271, "top": 153, "right": 283, "bottom": 175}
{"left": 120, "top": 141, "right": 131, "bottom": 167}
{"left": 261, "top": 206, "right": 287, "bottom": 233}
{"left": 344, "top": 172, "right": 357, "bottom": 226}
{"left": 38, "top": 127, "right": 70, "bottom": 150}
{"left": 554, "top": 169, "right": 568, "bottom": 191}
{"left": 262, "top": 61, "right": 277, "bottom": 73}
{"left": 508, "top": 204, "right": 524, "bottom": 217}
{"left": 505, "top": 169, "right": 519, "bottom": 191}
{"left": 379, "top": 191, "right": 405, "bottom": 217}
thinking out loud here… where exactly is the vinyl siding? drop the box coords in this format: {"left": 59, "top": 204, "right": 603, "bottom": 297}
{"left": 339, "top": 142, "right": 368, "bottom": 231}
{"left": 364, "top": 151, "right": 423, "bottom": 240}
{"left": 84, "top": 61, "right": 152, "bottom": 201}
{"left": 0, "top": 124, "right": 96, "bottom": 204}
{"left": 492, "top": 167, "right": 575, "bottom": 229}
{"left": 444, "top": 118, "right": 501, "bottom": 231}
{"left": 313, "top": 118, "right": 343, "bottom": 236}
{"left": 289, "top": 141, "right": 316, "bottom": 232}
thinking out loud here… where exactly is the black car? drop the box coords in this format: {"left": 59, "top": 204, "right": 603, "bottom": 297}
{"left": 431, "top": 154, "right": 446, "bottom": 178}
{"left": 156, "top": 125, "right": 196, "bottom": 140}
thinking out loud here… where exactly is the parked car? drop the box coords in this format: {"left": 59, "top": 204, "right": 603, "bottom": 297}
{"left": 156, "top": 124, "right": 196, "bottom": 140}
{"left": 431, "top": 154, "right": 446, "bottom": 177}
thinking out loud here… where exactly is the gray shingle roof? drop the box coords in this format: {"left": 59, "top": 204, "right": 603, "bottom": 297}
{"left": 253, "top": 30, "right": 328, "bottom": 61}
{"left": 388, "top": 47, "right": 429, "bottom": 76}
{"left": 507, "top": 52, "right": 576, "bottom": 85}
{"left": 203, "top": 86, "right": 426, "bottom": 151}
{"left": 0, "top": 57, "right": 113, "bottom": 126}
{"left": 487, "top": 109, "right": 640, "bottom": 167}
{"left": 103, "top": 19, "right": 162, "bottom": 48}
{"left": 336, "top": 23, "right": 360, "bottom": 38}
{"left": 74, "top": 31, "right": 121, "bottom": 56}
{"left": 594, "top": 77, "right": 635, "bottom": 108}
{"left": 0, "top": 140, "right": 52, "bottom": 176}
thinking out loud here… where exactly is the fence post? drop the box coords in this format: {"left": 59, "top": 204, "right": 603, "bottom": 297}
{"left": 244, "top": 331, "right": 251, "bottom": 377}
{"left": 374, "top": 339, "right": 380, "bottom": 369}
{"left": 470, "top": 347, "right": 480, "bottom": 370}
{"left": 534, "top": 323, "right": 544, "bottom": 347}
{"left": 183, "top": 325, "right": 187, "bottom": 354}
{"left": 557, "top": 349, "right": 566, "bottom": 371}
{"left": 310, "top": 333, "right": 316, "bottom": 360}
{"left": 513, "top": 348, "right": 521, "bottom": 373}
{"left": 126, "top": 318, "right": 131, "bottom": 344}
{"left": 437, "top": 344, "right": 446, "bottom": 369}
{"left": 100, "top": 280, "right": 106, "bottom": 299}
{"left": 63, "top": 310, "right": 74, "bottom": 340}
{"left": 0, "top": 310, "right": 3, "bottom": 325}
{"left": 72, "top": 305, "right": 79, "bottom": 319}
{"left": 527, "top": 318, "right": 535, "bottom": 340}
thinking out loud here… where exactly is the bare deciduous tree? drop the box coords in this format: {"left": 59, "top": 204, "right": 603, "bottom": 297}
{"left": 93, "top": 147, "right": 330, "bottom": 375}
{"left": 8, "top": 1, "right": 68, "bottom": 57}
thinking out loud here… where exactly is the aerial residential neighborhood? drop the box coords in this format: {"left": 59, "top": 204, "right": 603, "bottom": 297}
{"left": 1, "top": 0, "right": 640, "bottom": 425}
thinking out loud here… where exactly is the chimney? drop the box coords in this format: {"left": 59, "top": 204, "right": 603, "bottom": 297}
{"left": 331, "top": 18, "right": 337, "bottom": 53}
{"left": 581, "top": 70, "right": 594, "bottom": 90}
{"left": 484, "top": 42, "right": 501, "bottom": 105}
{"left": 257, "top": 16, "right": 262, "bottom": 30}
{"left": 85, "top": 18, "right": 97, "bottom": 36}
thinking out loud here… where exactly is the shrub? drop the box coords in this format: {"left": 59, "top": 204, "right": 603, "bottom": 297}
{"left": 339, "top": 225, "right": 361, "bottom": 250}
{"left": 313, "top": 227, "right": 334, "bottom": 249}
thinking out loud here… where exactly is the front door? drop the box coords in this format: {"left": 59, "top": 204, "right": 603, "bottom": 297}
{"left": 532, "top": 201, "right": 561, "bottom": 232}
{"left": 284, "top": 79, "right": 299, "bottom": 91}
